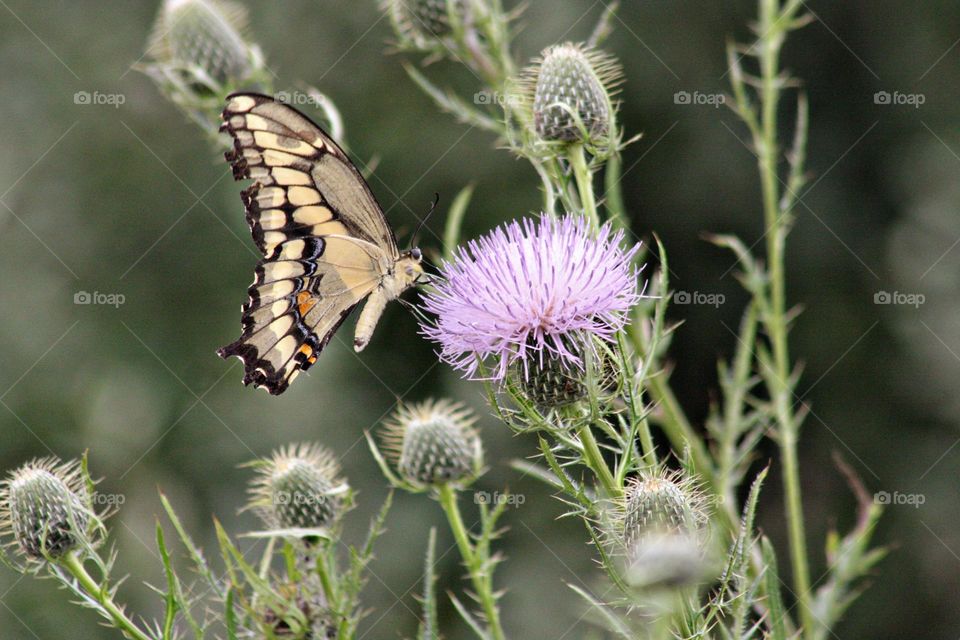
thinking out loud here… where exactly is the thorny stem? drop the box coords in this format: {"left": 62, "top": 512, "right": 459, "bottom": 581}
{"left": 437, "top": 484, "right": 506, "bottom": 640}
{"left": 578, "top": 424, "right": 620, "bottom": 498}
{"left": 756, "top": 0, "right": 813, "bottom": 635}
{"left": 62, "top": 552, "right": 153, "bottom": 640}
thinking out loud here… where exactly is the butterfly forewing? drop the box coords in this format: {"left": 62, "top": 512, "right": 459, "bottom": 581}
{"left": 217, "top": 93, "right": 398, "bottom": 394}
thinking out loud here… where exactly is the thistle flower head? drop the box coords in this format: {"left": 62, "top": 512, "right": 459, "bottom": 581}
{"left": 0, "top": 457, "right": 92, "bottom": 562}
{"left": 420, "top": 216, "right": 640, "bottom": 381}
{"left": 381, "top": 399, "right": 482, "bottom": 488}
{"left": 522, "top": 42, "right": 622, "bottom": 145}
{"left": 148, "top": 0, "right": 252, "bottom": 85}
{"left": 384, "top": 0, "right": 469, "bottom": 48}
{"left": 617, "top": 468, "right": 709, "bottom": 549}
{"left": 246, "top": 444, "right": 348, "bottom": 537}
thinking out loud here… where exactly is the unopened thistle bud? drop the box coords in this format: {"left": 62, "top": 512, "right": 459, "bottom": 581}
{"left": 385, "top": 0, "right": 469, "bottom": 47}
{"left": 142, "top": 0, "right": 268, "bottom": 131}
{"left": 382, "top": 400, "right": 482, "bottom": 488}
{"left": 0, "top": 458, "right": 91, "bottom": 561}
{"left": 524, "top": 42, "right": 622, "bottom": 145}
{"left": 617, "top": 468, "right": 708, "bottom": 550}
{"left": 511, "top": 336, "right": 620, "bottom": 409}
{"left": 149, "top": 0, "right": 253, "bottom": 85}
{"left": 246, "top": 444, "right": 348, "bottom": 536}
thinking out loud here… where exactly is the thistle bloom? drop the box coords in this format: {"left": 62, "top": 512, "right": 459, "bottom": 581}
{"left": 420, "top": 216, "right": 640, "bottom": 381}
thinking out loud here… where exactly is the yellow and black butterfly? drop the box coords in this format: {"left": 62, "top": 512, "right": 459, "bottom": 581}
{"left": 217, "top": 93, "right": 425, "bottom": 395}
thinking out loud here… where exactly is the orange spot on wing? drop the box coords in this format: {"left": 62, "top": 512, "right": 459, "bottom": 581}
{"left": 297, "top": 291, "right": 318, "bottom": 316}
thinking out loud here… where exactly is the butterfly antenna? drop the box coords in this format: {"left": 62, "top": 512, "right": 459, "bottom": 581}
{"left": 411, "top": 193, "right": 440, "bottom": 248}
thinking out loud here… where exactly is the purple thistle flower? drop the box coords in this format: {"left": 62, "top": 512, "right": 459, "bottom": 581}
{"left": 420, "top": 216, "right": 642, "bottom": 380}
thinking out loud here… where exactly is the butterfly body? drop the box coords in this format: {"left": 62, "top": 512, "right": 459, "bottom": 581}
{"left": 217, "top": 93, "right": 422, "bottom": 395}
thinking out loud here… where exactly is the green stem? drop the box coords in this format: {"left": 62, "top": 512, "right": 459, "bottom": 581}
{"left": 437, "top": 485, "right": 506, "bottom": 640}
{"left": 757, "top": 0, "right": 813, "bottom": 635}
{"left": 578, "top": 425, "right": 620, "bottom": 498}
{"left": 568, "top": 144, "right": 600, "bottom": 227}
{"left": 62, "top": 553, "right": 153, "bottom": 640}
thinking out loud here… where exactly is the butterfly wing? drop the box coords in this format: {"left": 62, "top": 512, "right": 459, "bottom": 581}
{"left": 217, "top": 93, "right": 398, "bottom": 394}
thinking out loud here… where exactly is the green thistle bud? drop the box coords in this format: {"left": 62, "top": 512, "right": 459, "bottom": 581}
{"left": 0, "top": 458, "right": 91, "bottom": 561}
{"left": 617, "top": 469, "right": 708, "bottom": 550}
{"left": 511, "top": 337, "right": 620, "bottom": 410}
{"left": 385, "top": 0, "right": 469, "bottom": 47}
{"left": 524, "top": 42, "right": 622, "bottom": 145}
{"left": 148, "top": 0, "right": 252, "bottom": 86}
{"left": 382, "top": 399, "right": 482, "bottom": 488}
{"left": 246, "top": 444, "right": 348, "bottom": 536}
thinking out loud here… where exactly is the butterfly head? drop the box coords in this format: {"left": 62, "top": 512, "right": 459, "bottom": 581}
{"left": 396, "top": 248, "right": 426, "bottom": 287}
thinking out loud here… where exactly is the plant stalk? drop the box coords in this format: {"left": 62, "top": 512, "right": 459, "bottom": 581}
{"left": 62, "top": 553, "right": 153, "bottom": 640}
{"left": 437, "top": 485, "right": 506, "bottom": 640}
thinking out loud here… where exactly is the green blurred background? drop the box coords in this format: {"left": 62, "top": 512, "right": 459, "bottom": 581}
{"left": 0, "top": 1, "right": 957, "bottom": 638}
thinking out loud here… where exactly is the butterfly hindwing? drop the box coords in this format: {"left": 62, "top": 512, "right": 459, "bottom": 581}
{"left": 217, "top": 93, "right": 397, "bottom": 394}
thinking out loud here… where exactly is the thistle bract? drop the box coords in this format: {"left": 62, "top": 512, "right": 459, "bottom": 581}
{"left": 0, "top": 458, "right": 91, "bottom": 561}
{"left": 420, "top": 216, "right": 640, "bottom": 381}
{"left": 526, "top": 42, "right": 622, "bottom": 145}
{"left": 382, "top": 400, "right": 482, "bottom": 488}
{"left": 246, "top": 444, "right": 347, "bottom": 536}
{"left": 511, "top": 334, "right": 621, "bottom": 409}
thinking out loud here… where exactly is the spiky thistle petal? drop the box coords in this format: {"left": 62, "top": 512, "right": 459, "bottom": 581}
{"left": 420, "top": 216, "right": 641, "bottom": 381}
{"left": 381, "top": 399, "right": 482, "bottom": 488}
{"left": 0, "top": 457, "right": 92, "bottom": 562}
{"left": 246, "top": 443, "right": 348, "bottom": 538}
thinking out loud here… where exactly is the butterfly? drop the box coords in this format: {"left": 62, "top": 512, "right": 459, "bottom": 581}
{"left": 217, "top": 93, "right": 425, "bottom": 395}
